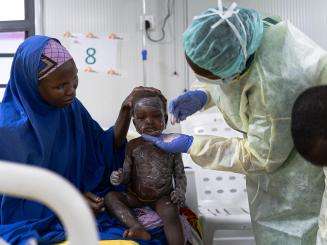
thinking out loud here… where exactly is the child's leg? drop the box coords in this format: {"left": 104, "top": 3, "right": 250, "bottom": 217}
{"left": 104, "top": 191, "right": 151, "bottom": 240}
{"left": 153, "top": 196, "right": 185, "bottom": 245}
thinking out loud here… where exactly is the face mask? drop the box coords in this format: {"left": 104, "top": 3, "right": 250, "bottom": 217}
{"left": 195, "top": 73, "right": 238, "bottom": 84}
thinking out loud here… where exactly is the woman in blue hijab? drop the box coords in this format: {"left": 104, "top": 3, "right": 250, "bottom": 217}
{"left": 0, "top": 35, "right": 167, "bottom": 244}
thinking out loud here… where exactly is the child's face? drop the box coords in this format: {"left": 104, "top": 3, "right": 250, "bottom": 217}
{"left": 133, "top": 98, "right": 166, "bottom": 136}
{"left": 38, "top": 59, "right": 78, "bottom": 108}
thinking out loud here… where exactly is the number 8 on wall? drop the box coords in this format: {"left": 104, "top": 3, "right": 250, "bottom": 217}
{"left": 85, "top": 48, "right": 96, "bottom": 65}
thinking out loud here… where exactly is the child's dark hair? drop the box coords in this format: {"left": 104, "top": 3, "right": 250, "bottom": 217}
{"left": 291, "top": 85, "right": 327, "bottom": 166}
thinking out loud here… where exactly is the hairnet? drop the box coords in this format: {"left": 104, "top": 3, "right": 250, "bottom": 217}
{"left": 183, "top": 3, "right": 263, "bottom": 78}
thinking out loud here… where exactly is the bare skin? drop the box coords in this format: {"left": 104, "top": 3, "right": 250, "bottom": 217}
{"left": 105, "top": 97, "right": 186, "bottom": 244}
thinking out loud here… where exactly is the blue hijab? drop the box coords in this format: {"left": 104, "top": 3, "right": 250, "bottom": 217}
{"left": 0, "top": 36, "right": 167, "bottom": 244}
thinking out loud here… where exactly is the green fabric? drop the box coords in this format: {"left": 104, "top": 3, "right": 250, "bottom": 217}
{"left": 190, "top": 21, "right": 327, "bottom": 244}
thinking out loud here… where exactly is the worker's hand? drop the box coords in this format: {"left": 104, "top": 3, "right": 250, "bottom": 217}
{"left": 142, "top": 133, "right": 193, "bottom": 153}
{"left": 169, "top": 90, "right": 207, "bottom": 124}
{"left": 110, "top": 168, "right": 124, "bottom": 186}
{"left": 122, "top": 86, "right": 167, "bottom": 111}
{"left": 170, "top": 189, "right": 186, "bottom": 207}
{"left": 83, "top": 192, "right": 105, "bottom": 214}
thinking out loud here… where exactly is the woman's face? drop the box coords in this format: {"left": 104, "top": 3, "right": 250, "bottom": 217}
{"left": 38, "top": 59, "right": 78, "bottom": 108}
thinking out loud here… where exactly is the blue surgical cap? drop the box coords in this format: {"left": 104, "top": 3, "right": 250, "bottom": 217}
{"left": 183, "top": 5, "right": 263, "bottom": 79}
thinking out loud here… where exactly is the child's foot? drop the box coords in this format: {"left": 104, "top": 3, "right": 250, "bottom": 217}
{"left": 123, "top": 226, "right": 151, "bottom": 240}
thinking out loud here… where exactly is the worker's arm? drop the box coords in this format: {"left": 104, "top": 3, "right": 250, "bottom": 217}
{"left": 191, "top": 81, "right": 217, "bottom": 110}
{"left": 145, "top": 85, "right": 293, "bottom": 174}
{"left": 190, "top": 117, "right": 293, "bottom": 174}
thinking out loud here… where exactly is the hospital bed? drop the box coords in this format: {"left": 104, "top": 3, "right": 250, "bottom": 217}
{"left": 0, "top": 160, "right": 201, "bottom": 245}
{"left": 0, "top": 161, "right": 136, "bottom": 245}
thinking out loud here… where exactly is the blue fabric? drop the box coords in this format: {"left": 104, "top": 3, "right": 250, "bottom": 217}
{"left": 0, "top": 35, "right": 167, "bottom": 245}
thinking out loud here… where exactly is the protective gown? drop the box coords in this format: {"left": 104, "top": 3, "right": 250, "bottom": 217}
{"left": 190, "top": 21, "right": 327, "bottom": 244}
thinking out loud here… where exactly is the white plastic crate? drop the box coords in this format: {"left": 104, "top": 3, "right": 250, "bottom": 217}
{"left": 182, "top": 108, "right": 254, "bottom": 245}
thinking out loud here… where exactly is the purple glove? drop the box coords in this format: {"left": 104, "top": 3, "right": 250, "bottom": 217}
{"left": 142, "top": 133, "right": 194, "bottom": 153}
{"left": 169, "top": 90, "right": 207, "bottom": 124}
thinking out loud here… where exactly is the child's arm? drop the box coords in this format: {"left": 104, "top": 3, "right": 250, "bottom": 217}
{"left": 121, "top": 152, "right": 133, "bottom": 184}
{"left": 110, "top": 144, "right": 134, "bottom": 185}
{"left": 171, "top": 154, "right": 187, "bottom": 206}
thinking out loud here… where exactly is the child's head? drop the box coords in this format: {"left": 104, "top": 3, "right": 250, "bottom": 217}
{"left": 291, "top": 86, "right": 327, "bottom": 166}
{"left": 38, "top": 39, "right": 78, "bottom": 108}
{"left": 133, "top": 96, "right": 168, "bottom": 136}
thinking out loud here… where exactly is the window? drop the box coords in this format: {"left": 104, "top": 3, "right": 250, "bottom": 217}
{"left": 0, "top": 0, "right": 35, "bottom": 93}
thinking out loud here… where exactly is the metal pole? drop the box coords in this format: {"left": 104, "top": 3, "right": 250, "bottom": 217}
{"left": 142, "top": 0, "right": 147, "bottom": 86}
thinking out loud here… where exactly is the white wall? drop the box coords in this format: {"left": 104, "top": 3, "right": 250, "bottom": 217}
{"left": 42, "top": 0, "right": 188, "bottom": 129}
{"left": 188, "top": 0, "right": 327, "bottom": 50}
{"left": 41, "top": 0, "right": 327, "bottom": 129}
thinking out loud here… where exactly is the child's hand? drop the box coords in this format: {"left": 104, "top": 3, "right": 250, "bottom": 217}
{"left": 83, "top": 192, "right": 105, "bottom": 214}
{"left": 110, "top": 168, "right": 124, "bottom": 186}
{"left": 170, "top": 189, "right": 186, "bottom": 207}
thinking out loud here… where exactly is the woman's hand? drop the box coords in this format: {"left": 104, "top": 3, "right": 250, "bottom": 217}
{"left": 122, "top": 86, "right": 167, "bottom": 110}
{"left": 142, "top": 133, "right": 194, "bottom": 153}
{"left": 83, "top": 192, "right": 105, "bottom": 214}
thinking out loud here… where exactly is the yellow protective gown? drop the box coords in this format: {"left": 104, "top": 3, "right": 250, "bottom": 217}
{"left": 189, "top": 21, "right": 327, "bottom": 245}
{"left": 318, "top": 168, "right": 327, "bottom": 245}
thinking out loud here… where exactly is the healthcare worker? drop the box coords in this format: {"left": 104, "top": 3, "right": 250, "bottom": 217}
{"left": 143, "top": 2, "right": 327, "bottom": 244}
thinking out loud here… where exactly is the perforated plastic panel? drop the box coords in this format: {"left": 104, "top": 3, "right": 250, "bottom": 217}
{"left": 182, "top": 108, "right": 254, "bottom": 245}
{"left": 197, "top": 170, "right": 248, "bottom": 209}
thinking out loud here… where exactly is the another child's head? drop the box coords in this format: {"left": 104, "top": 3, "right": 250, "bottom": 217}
{"left": 291, "top": 86, "right": 327, "bottom": 166}
{"left": 38, "top": 39, "right": 78, "bottom": 108}
{"left": 133, "top": 96, "right": 168, "bottom": 136}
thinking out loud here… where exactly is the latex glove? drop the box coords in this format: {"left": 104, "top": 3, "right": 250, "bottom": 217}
{"left": 170, "top": 189, "right": 186, "bottom": 207}
{"left": 142, "top": 133, "right": 194, "bottom": 153}
{"left": 169, "top": 90, "right": 207, "bottom": 124}
{"left": 110, "top": 168, "right": 123, "bottom": 186}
